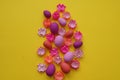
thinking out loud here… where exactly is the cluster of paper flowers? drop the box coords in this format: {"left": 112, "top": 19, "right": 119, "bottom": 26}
{"left": 37, "top": 4, "right": 83, "bottom": 80}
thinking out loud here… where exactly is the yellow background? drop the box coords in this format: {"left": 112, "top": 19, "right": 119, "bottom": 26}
{"left": 0, "top": 0, "right": 120, "bottom": 80}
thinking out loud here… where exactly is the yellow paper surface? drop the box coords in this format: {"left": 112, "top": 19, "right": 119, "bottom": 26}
{"left": 0, "top": 0, "right": 120, "bottom": 80}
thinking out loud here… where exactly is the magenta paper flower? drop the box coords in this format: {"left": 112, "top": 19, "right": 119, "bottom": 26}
{"left": 52, "top": 11, "right": 60, "bottom": 20}
{"left": 74, "top": 31, "right": 82, "bottom": 40}
{"left": 60, "top": 45, "right": 69, "bottom": 54}
{"left": 46, "top": 33, "right": 55, "bottom": 42}
{"left": 57, "top": 4, "right": 66, "bottom": 12}
{"left": 50, "top": 48, "right": 59, "bottom": 56}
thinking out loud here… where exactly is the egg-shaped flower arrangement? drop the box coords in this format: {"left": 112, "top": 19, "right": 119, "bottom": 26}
{"left": 37, "top": 4, "right": 83, "bottom": 80}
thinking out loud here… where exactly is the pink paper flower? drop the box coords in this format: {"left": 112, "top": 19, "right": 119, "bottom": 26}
{"left": 57, "top": 4, "right": 66, "bottom": 12}
{"left": 58, "top": 28, "right": 66, "bottom": 36}
{"left": 74, "top": 31, "right": 82, "bottom": 41}
{"left": 37, "top": 63, "right": 47, "bottom": 72}
{"left": 68, "top": 20, "right": 77, "bottom": 29}
{"left": 37, "top": 47, "right": 46, "bottom": 56}
{"left": 63, "top": 12, "right": 71, "bottom": 20}
{"left": 46, "top": 33, "right": 55, "bottom": 42}
{"left": 71, "top": 60, "right": 80, "bottom": 69}
{"left": 54, "top": 55, "right": 62, "bottom": 64}
{"left": 38, "top": 28, "right": 47, "bottom": 37}
{"left": 74, "top": 49, "right": 83, "bottom": 58}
